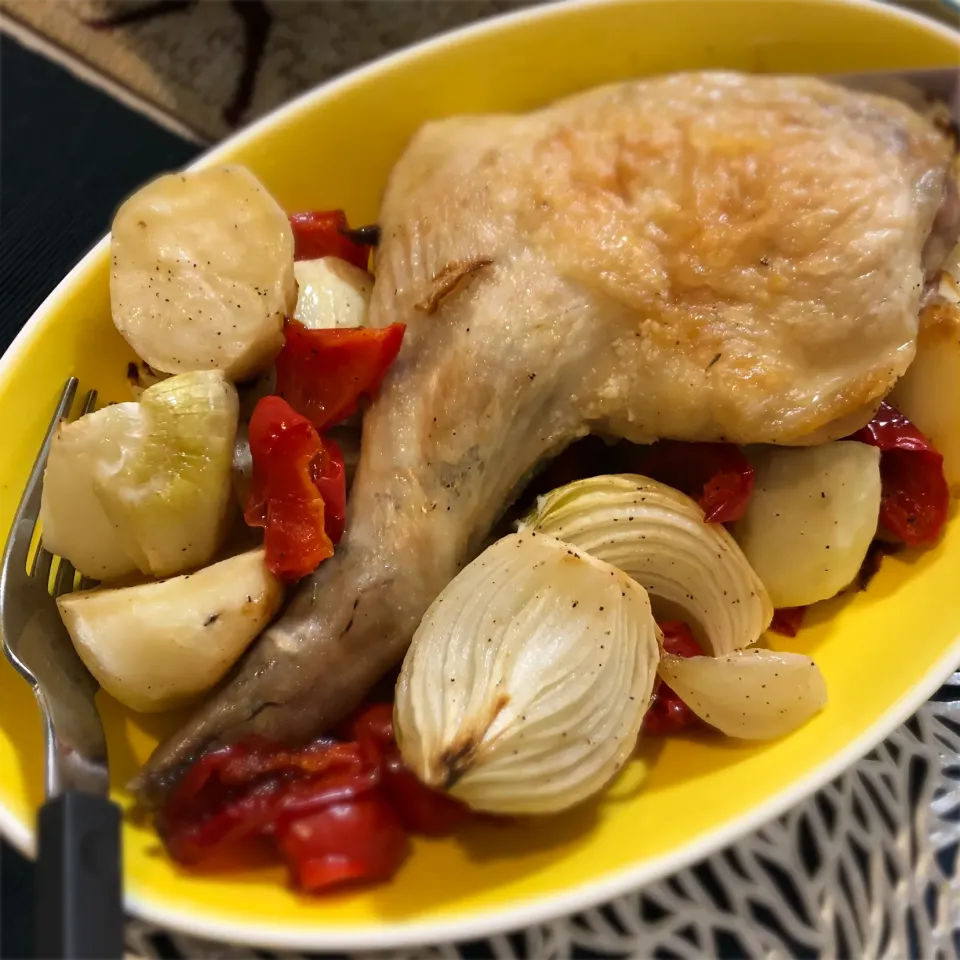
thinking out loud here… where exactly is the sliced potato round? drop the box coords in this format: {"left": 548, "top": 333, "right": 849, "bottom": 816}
{"left": 58, "top": 549, "right": 283, "bottom": 712}
{"left": 293, "top": 256, "right": 373, "bottom": 330}
{"left": 39, "top": 404, "right": 144, "bottom": 581}
{"left": 889, "top": 305, "right": 960, "bottom": 494}
{"left": 111, "top": 165, "right": 296, "bottom": 382}
{"left": 733, "top": 441, "right": 881, "bottom": 608}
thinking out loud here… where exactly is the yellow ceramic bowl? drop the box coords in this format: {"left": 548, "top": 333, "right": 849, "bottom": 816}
{"left": 2, "top": 0, "right": 959, "bottom": 949}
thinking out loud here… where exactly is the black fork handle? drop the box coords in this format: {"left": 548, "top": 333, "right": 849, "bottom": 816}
{"left": 35, "top": 791, "right": 124, "bottom": 959}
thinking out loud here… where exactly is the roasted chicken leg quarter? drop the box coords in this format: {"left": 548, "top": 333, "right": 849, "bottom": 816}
{"left": 136, "top": 72, "right": 957, "bottom": 802}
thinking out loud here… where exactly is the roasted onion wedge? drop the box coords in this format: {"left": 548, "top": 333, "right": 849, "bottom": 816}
{"left": 658, "top": 648, "right": 827, "bottom": 739}
{"left": 395, "top": 532, "right": 660, "bottom": 815}
{"left": 525, "top": 475, "right": 772, "bottom": 655}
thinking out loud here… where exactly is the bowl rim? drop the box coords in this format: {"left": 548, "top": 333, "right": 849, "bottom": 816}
{"left": 2, "top": 0, "right": 960, "bottom": 949}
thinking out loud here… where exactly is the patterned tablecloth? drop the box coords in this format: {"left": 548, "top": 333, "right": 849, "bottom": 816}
{"left": 0, "top": 2, "right": 958, "bottom": 958}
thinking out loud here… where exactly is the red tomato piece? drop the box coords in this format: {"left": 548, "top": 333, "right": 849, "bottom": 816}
{"left": 769, "top": 606, "right": 806, "bottom": 637}
{"left": 288, "top": 210, "right": 374, "bottom": 270}
{"left": 275, "top": 321, "right": 406, "bottom": 433}
{"left": 159, "top": 700, "right": 472, "bottom": 891}
{"left": 620, "top": 441, "right": 754, "bottom": 523}
{"left": 245, "top": 396, "right": 346, "bottom": 580}
{"left": 642, "top": 689, "right": 697, "bottom": 738}
{"left": 158, "top": 739, "right": 376, "bottom": 866}
{"left": 278, "top": 794, "right": 409, "bottom": 893}
{"left": 643, "top": 621, "right": 702, "bottom": 737}
{"left": 658, "top": 620, "right": 703, "bottom": 658}
{"left": 876, "top": 448, "right": 949, "bottom": 546}
{"left": 212, "top": 737, "right": 357, "bottom": 785}
{"left": 337, "top": 701, "right": 394, "bottom": 749}
{"left": 340, "top": 702, "right": 470, "bottom": 836}
{"left": 312, "top": 436, "right": 347, "bottom": 545}
{"left": 849, "top": 402, "right": 949, "bottom": 545}
{"left": 850, "top": 401, "right": 932, "bottom": 454}
{"left": 382, "top": 758, "right": 471, "bottom": 836}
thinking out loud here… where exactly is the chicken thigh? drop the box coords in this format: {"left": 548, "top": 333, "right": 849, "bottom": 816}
{"left": 136, "top": 72, "right": 956, "bottom": 802}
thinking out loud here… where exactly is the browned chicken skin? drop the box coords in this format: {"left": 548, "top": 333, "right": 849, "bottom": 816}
{"left": 135, "top": 72, "right": 956, "bottom": 803}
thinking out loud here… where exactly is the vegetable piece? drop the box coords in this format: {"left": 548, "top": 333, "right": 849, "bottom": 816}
{"left": 159, "top": 738, "right": 377, "bottom": 865}
{"left": 244, "top": 396, "right": 345, "bottom": 580}
{"left": 232, "top": 422, "right": 253, "bottom": 506}
{"left": 40, "top": 403, "right": 143, "bottom": 581}
{"left": 526, "top": 475, "right": 772, "bottom": 655}
{"left": 732, "top": 442, "right": 882, "bottom": 607}
{"left": 770, "top": 606, "right": 806, "bottom": 637}
{"left": 856, "top": 540, "right": 902, "bottom": 592}
{"left": 643, "top": 621, "right": 701, "bottom": 737}
{"left": 339, "top": 702, "right": 470, "bottom": 836}
{"left": 293, "top": 257, "right": 373, "bottom": 330}
{"left": 888, "top": 308, "right": 960, "bottom": 495}
{"left": 617, "top": 441, "right": 754, "bottom": 523}
{"left": 658, "top": 649, "right": 827, "bottom": 740}
{"left": 275, "top": 321, "right": 406, "bottom": 432}
{"left": 858, "top": 398, "right": 952, "bottom": 542}
{"left": 277, "top": 796, "right": 409, "bottom": 892}
{"left": 235, "top": 424, "right": 359, "bottom": 515}
{"left": 57, "top": 548, "right": 282, "bottom": 712}
{"left": 96, "top": 371, "right": 239, "bottom": 578}
{"left": 158, "top": 701, "right": 467, "bottom": 891}
{"left": 289, "top": 210, "right": 374, "bottom": 270}
{"left": 312, "top": 436, "right": 347, "bottom": 545}
{"left": 111, "top": 165, "right": 296, "bottom": 381}
{"left": 126, "top": 360, "right": 168, "bottom": 400}
{"left": 394, "top": 532, "right": 660, "bottom": 815}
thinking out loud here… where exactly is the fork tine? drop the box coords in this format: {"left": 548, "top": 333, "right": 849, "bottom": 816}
{"left": 0, "top": 378, "right": 78, "bottom": 581}
{"left": 54, "top": 558, "right": 76, "bottom": 598}
{"left": 81, "top": 389, "right": 98, "bottom": 416}
{"left": 31, "top": 544, "right": 53, "bottom": 585}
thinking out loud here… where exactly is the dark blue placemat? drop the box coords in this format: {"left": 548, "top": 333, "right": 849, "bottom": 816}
{"left": 0, "top": 31, "right": 199, "bottom": 959}
{"left": 0, "top": 32, "right": 200, "bottom": 354}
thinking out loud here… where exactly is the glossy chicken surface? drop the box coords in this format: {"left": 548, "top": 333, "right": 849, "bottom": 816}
{"left": 137, "top": 72, "right": 956, "bottom": 802}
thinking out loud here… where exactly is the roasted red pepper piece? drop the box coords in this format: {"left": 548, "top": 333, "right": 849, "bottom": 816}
{"left": 159, "top": 702, "right": 472, "bottom": 892}
{"left": 312, "top": 435, "right": 347, "bottom": 545}
{"left": 619, "top": 441, "right": 754, "bottom": 523}
{"left": 158, "top": 738, "right": 376, "bottom": 865}
{"left": 381, "top": 760, "right": 471, "bottom": 837}
{"left": 289, "top": 210, "right": 374, "bottom": 270}
{"left": 849, "top": 402, "right": 949, "bottom": 545}
{"left": 857, "top": 539, "right": 903, "bottom": 592}
{"left": 278, "top": 794, "right": 409, "bottom": 892}
{"left": 658, "top": 620, "right": 703, "bottom": 659}
{"left": 340, "top": 702, "right": 470, "bottom": 836}
{"left": 643, "top": 621, "right": 702, "bottom": 737}
{"left": 770, "top": 606, "right": 806, "bottom": 637}
{"left": 245, "top": 395, "right": 346, "bottom": 580}
{"left": 275, "top": 321, "right": 406, "bottom": 433}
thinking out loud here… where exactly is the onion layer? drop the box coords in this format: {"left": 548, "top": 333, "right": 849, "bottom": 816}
{"left": 658, "top": 649, "right": 827, "bottom": 740}
{"left": 525, "top": 475, "right": 771, "bottom": 655}
{"left": 394, "top": 532, "right": 660, "bottom": 815}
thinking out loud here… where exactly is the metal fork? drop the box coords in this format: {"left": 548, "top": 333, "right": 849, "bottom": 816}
{"left": 0, "top": 377, "right": 123, "bottom": 960}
